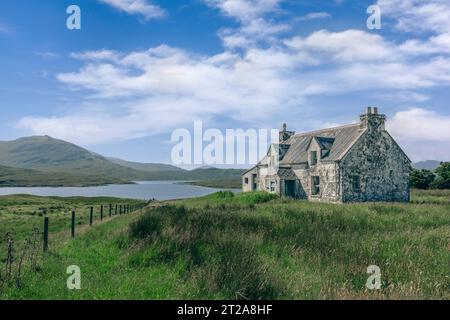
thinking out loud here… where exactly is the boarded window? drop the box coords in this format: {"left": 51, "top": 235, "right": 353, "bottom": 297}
{"left": 310, "top": 151, "right": 318, "bottom": 165}
{"left": 352, "top": 175, "right": 361, "bottom": 192}
{"left": 244, "top": 177, "right": 249, "bottom": 184}
{"left": 312, "top": 176, "right": 320, "bottom": 195}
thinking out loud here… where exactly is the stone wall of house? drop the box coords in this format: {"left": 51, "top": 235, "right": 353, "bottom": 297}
{"left": 340, "top": 130, "right": 411, "bottom": 203}
{"left": 244, "top": 166, "right": 281, "bottom": 194}
{"left": 293, "top": 162, "right": 340, "bottom": 202}
{"left": 242, "top": 168, "right": 258, "bottom": 192}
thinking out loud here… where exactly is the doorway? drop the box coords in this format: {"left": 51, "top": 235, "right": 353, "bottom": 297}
{"left": 284, "top": 180, "right": 296, "bottom": 198}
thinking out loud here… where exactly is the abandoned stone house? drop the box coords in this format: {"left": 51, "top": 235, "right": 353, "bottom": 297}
{"left": 242, "top": 107, "right": 412, "bottom": 203}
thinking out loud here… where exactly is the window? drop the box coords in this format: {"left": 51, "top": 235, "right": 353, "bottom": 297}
{"left": 352, "top": 175, "right": 361, "bottom": 192}
{"left": 244, "top": 177, "right": 249, "bottom": 184}
{"left": 266, "top": 180, "right": 276, "bottom": 192}
{"left": 312, "top": 176, "right": 320, "bottom": 195}
{"left": 270, "top": 181, "right": 276, "bottom": 192}
{"left": 310, "top": 151, "right": 318, "bottom": 166}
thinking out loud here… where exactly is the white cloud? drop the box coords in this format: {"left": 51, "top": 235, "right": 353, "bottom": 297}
{"left": 377, "top": 0, "right": 450, "bottom": 34}
{"left": 399, "top": 33, "right": 450, "bottom": 55}
{"left": 219, "top": 18, "right": 290, "bottom": 49}
{"left": 98, "top": 0, "right": 165, "bottom": 20}
{"left": 204, "top": 0, "right": 281, "bottom": 22}
{"left": 285, "top": 30, "right": 397, "bottom": 62}
{"left": 297, "top": 12, "right": 331, "bottom": 22}
{"left": 70, "top": 49, "right": 123, "bottom": 62}
{"left": 388, "top": 108, "right": 450, "bottom": 161}
{"left": 17, "top": 1, "right": 450, "bottom": 157}
{"left": 206, "top": 0, "right": 289, "bottom": 50}
{"left": 388, "top": 108, "right": 450, "bottom": 142}
{"left": 20, "top": 27, "right": 450, "bottom": 145}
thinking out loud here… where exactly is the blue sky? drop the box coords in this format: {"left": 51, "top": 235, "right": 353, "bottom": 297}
{"left": 1, "top": 0, "right": 450, "bottom": 165}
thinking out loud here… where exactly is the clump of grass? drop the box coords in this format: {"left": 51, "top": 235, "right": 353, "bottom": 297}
{"left": 128, "top": 205, "right": 285, "bottom": 299}
{"left": 214, "top": 191, "right": 235, "bottom": 199}
{"left": 129, "top": 213, "right": 163, "bottom": 239}
{"left": 235, "top": 192, "right": 278, "bottom": 205}
{"left": 206, "top": 239, "right": 281, "bottom": 299}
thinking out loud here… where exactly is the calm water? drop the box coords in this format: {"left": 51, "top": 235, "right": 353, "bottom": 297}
{"left": 0, "top": 181, "right": 241, "bottom": 201}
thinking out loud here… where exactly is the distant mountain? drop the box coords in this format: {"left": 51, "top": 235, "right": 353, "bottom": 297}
{"left": 412, "top": 160, "right": 442, "bottom": 171}
{"left": 0, "top": 136, "right": 147, "bottom": 181}
{"left": 0, "top": 136, "right": 245, "bottom": 187}
{"left": 107, "top": 157, "right": 182, "bottom": 172}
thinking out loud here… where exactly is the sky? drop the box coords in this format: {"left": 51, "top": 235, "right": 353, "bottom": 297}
{"left": 1, "top": 0, "right": 450, "bottom": 166}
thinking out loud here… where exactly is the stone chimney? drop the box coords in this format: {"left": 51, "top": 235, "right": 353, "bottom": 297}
{"left": 360, "top": 107, "right": 386, "bottom": 132}
{"left": 279, "top": 123, "right": 295, "bottom": 143}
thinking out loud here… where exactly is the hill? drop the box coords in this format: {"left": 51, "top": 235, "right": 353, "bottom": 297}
{"left": 412, "top": 160, "right": 442, "bottom": 170}
{"left": 0, "top": 136, "right": 148, "bottom": 181}
{"left": 107, "top": 157, "right": 183, "bottom": 172}
{"left": 0, "top": 136, "right": 245, "bottom": 186}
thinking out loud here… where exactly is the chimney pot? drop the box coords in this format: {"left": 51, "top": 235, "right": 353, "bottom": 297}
{"left": 367, "top": 106, "right": 373, "bottom": 114}
{"left": 374, "top": 107, "right": 379, "bottom": 114}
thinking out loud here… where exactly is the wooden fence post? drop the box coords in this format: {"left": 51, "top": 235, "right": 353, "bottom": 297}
{"left": 109, "top": 204, "right": 112, "bottom": 217}
{"left": 100, "top": 205, "right": 104, "bottom": 221}
{"left": 120, "top": 205, "right": 122, "bottom": 215}
{"left": 90, "top": 206, "right": 93, "bottom": 226}
{"left": 43, "top": 217, "right": 49, "bottom": 252}
{"left": 71, "top": 210, "right": 76, "bottom": 238}
{"left": 115, "top": 204, "right": 118, "bottom": 215}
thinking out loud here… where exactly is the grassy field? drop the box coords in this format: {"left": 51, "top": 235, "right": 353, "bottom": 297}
{"left": 0, "top": 190, "right": 449, "bottom": 300}
{"left": 0, "top": 195, "right": 146, "bottom": 257}
{"left": 184, "top": 179, "right": 241, "bottom": 189}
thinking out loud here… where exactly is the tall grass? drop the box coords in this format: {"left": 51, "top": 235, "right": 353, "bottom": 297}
{"left": 1, "top": 190, "right": 448, "bottom": 299}
{"left": 124, "top": 191, "right": 450, "bottom": 299}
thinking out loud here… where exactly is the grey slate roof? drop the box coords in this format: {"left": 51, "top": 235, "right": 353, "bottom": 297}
{"left": 280, "top": 123, "right": 364, "bottom": 164}
{"left": 277, "top": 168, "right": 297, "bottom": 180}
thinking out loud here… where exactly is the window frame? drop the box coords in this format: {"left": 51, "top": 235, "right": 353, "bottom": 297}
{"left": 310, "top": 151, "right": 318, "bottom": 166}
{"left": 270, "top": 181, "right": 276, "bottom": 193}
{"left": 352, "top": 175, "right": 361, "bottom": 192}
{"left": 311, "top": 176, "right": 320, "bottom": 196}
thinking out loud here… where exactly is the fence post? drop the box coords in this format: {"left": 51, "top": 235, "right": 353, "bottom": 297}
{"left": 43, "top": 217, "right": 49, "bottom": 252}
{"left": 120, "top": 205, "right": 122, "bottom": 215}
{"left": 100, "top": 205, "right": 104, "bottom": 221}
{"left": 71, "top": 210, "right": 76, "bottom": 238}
{"left": 90, "top": 206, "right": 93, "bottom": 226}
{"left": 109, "top": 204, "right": 112, "bottom": 217}
{"left": 115, "top": 204, "right": 118, "bottom": 215}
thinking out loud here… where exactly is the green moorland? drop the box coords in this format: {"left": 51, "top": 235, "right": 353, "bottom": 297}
{"left": 184, "top": 179, "right": 242, "bottom": 189}
{"left": 0, "top": 190, "right": 449, "bottom": 300}
{"left": 0, "top": 195, "right": 146, "bottom": 257}
{"left": 0, "top": 136, "right": 245, "bottom": 186}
